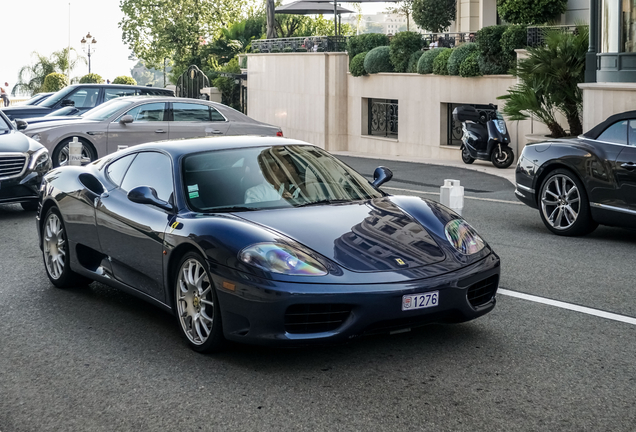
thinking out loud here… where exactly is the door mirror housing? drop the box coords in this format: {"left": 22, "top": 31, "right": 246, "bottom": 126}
{"left": 119, "top": 115, "right": 134, "bottom": 124}
{"left": 127, "top": 186, "right": 173, "bottom": 212}
{"left": 15, "top": 119, "right": 28, "bottom": 130}
{"left": 371, "top": 166, "right": 393, "bottom": 188}
{"left": 61, "top": 99, "right": 75, "bottom": 107}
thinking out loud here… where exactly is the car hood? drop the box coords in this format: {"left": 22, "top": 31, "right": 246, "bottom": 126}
{"left": 237, "top": 197, "right": 446, "bottom": 272}
{"left": 0, "top": 130, "right": 32, "bottom": 153}
{"left": 25, "top": 116, "right": 83, "bottom": 124}
{"left": 26, "top": 118, "right": 98, "bottom": 132}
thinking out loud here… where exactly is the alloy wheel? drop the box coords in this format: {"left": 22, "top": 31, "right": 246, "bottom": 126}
{"left": 540, "top": 174, "right": 581, "bottom": 230}
{"left": 43, "top": 212, "right": 66, "bottom": 279}
{"left": 176, "top": 258, "right": 215, "bottom": 345}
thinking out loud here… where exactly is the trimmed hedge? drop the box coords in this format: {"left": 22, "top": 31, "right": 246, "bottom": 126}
{"left": 407, "top": 51, "right": 424, "bottom": 73}
{"left": 79, "top": 73, "right": 103, "bottom": 84}
{"left": 417, "top": 48, "right": 446, "bottom": 74}
{"left": 389, "top": 31, "right": 424, "bottom": 73}
{"left": 432, "top": 48, "right": 453, "bottom": 75}
{"left": 112, "top": 76, "right": 137, "bottom": 85}
{"left": 475, "top": 25, "right": 509, "bottom": 74}
{"left": 364, "top": 46, "right": 394, "bottom": 74}
{"left": 42, "top": 72, "right": 68, "bottom": 92}
{"left": 350, "top": 51, "right": 368, "bottom": 76}
{"left": 347, "top": 33, "right": 390, "bottom": 65}
{"left": 459, "top": 53, "right": 483, "bottom": 77}
{"left": 447, "top": 43, "right": 478, "bottom": 75}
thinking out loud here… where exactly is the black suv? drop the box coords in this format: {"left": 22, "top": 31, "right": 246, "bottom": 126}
{"left": 1, "top": 84, "right": 174, "bottom": 121}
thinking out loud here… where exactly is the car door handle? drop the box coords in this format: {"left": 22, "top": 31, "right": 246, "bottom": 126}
{"left": 621, "top": 162, "right": 636, "bottom": 170}
{"left": 209, "top": 130, "right": 223, "bottom": 134}
{"left": 155, "top": 129, "right": 166, "bottom": 133}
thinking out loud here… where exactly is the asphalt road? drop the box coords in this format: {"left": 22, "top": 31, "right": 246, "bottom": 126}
{"left": 1, "top": 156, "right": 635, "bottom": 432}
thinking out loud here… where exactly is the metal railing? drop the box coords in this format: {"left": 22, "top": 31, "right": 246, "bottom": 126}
{"left": 527, "top": 25, "right": 582, "bottom": 47}
{"left": 369, "top": 99, "right": 398, "bottom": 138}
{"left": 422, "top": 32, "right": 475, "bottom": 48}
{"left": 252, "top": 36, "right": 348, "bottom": 53}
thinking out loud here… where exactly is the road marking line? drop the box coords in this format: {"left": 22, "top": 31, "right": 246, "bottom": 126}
{"left": 383, "top": 186, "right": 523, "bottom": 205}
{"left": 498, "top": 288, "right": 636, "bottom": 326}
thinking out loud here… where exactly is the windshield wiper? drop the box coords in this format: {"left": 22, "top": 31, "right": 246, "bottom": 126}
{"left": 296, "top": 199, "right": 352, "bottom": 207}
{"left": 208, "top": 205, "right": 259, "bottom": 213}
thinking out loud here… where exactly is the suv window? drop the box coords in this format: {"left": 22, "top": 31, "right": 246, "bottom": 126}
{"left": 66, "top": 87, "right": 101, "bottom": 109}
{"left": 120, "top": 152, "right": 173, "bottom": 202}
{"left": 104, "top": 87, "right": 137, "bottom": 102}
{"left": 598, "top": 121, "right": 628, "bottom": 145}
{"left": 124, "top": 103, "right": 167, "bottom": 122}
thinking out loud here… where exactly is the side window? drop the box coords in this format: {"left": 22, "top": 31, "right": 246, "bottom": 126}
{"left": 106, "top": 154, "right": 137, "bottom": 186}
{"left": 629, "top": 120, "right": 636, "bottom": 146}
{"left": 124, "top": 103, "right": 166, "bottom": 122}
{"left": 173, "top": 103, "right": 212, "bottom": 122}
{"left": 66, "top": 87, "right": 101, "bottom": 108}
{"left": 210, "top": 106, "right": 226, "bottom": 122}
{"left": 121, "top": 152, "right": 174, "bottom": 202}
{"left": 104, "top": 88, "right": 137, "bottom": 102}
{"left": 597, "top": 121, "right": 628, "bottom": 145}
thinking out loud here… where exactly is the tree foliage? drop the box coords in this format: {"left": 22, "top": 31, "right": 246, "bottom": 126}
{"left": 42, "top": 73, "right": 69, "bottom": 92}
{"left": 80, "top": 73, "right": 104, "bottom": 84}
{"left": 497, "top": 0, "right": 567, "bottom": 25}
{"left": 389, "top": 31, "right": 423, "bottom": 73}
{"left": 412, "top": 0, "right": 456, "bottom": 33}
{"left": 112, "top": 76, "right": 137, "bottom": 85}
{"left": 13, "top": 48, "right": 86, "bottom": 95}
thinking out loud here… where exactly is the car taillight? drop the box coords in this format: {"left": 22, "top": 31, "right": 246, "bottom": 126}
{"left": 276, "top": 131, "right": 283, "bottom": 137}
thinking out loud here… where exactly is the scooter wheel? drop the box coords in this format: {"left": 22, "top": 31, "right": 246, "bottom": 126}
{"left": 492, "top": 146, "right": 514, "bottom": 169}
{"left": 461, "top": 147, "right": 475, "bottom": 164}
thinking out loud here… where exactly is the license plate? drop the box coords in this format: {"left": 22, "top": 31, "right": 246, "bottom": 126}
{"left": 402, "top": 291, "right": 439, "bottom": 311}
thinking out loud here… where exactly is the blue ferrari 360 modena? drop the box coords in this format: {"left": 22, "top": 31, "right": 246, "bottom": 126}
{"left": 37, "top": 136, "right": 500, "bottom": 352}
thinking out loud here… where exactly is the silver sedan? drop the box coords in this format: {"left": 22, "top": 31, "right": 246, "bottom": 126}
{"left": 24, "top": 96, "right": 283, "bottom": 167}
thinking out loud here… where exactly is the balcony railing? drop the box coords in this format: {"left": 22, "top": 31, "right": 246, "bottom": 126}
{"left": 252, "top": 36, "right": 347, "bottom": 53}
{"left": 526, "top": 25, "right": 582, "bottom": 47}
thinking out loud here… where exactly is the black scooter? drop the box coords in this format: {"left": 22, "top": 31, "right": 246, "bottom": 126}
{"left": 452, "top": 105, "right": 514, "bottom": 169}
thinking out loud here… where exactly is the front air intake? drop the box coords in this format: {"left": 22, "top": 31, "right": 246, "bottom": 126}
{"left": 284, "top": 304, "right": 352, "bottom": 334}
{"left": 467, "top": 275, "right": 498, "bottom": 308}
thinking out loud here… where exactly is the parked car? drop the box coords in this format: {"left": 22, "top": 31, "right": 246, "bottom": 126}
{"left": 1, "top": 84, "right": 173, "bottom": 121}
{"left": 0, "top": 111, "right": 51, "bottom": 211}
{"left": 24, "top": 96, "right": 283, "bottom": 167}
{"left": 37, "top": 136, "right": 500, "bottom": 352}
{"left": 515, "top": 110, "right": 636, "bottom": 236}
{"left": 19, "top": 106, "right": 83, "bottom": 127}
{"left": 21, "top": 92, "right": 54, "bottom": 106}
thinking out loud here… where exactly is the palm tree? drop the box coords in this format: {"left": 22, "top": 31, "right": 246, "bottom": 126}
{"left": 12, "top": 48, "right": 86, "bottom": 96}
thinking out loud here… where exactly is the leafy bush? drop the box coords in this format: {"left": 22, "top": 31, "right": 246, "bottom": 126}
{"left": 475, "top": 25, "right": 510, "bottom": 75}
{"left": 42, "top": 73, "right": 68, "bottom": 92}
{"left": 389, "top": 31, "right": 424, "bottom": 73}
{"left": 283, "top": 46, "right": 293, "bottom": 52}
{"left": 270, "top": 47, "right": 281, "bottom": 53}
{"left": 417, "top": 48, "right": 446, "bottom": 74}
{"left": 459, "top": 53, "right": 483, "bottom": 77}
{"left": 498, "top": 0, "right": 567, "bottom": 25}
{"left": 79, "top": 73, "right": 103, "bottom": 84}
{"left": 432, "top": 48, "right": 453, "bottom": 75}
{"left": 412, "top": 0, "right": 456, "bottom": 33}
{"left": 447, "top": 43, "right": 478, "bottom": 76}
{"left": 501, "top": 25, "right": 528, "bottom": 55}
{"left": 112, "top": 76, "right": 137, "bottom": 85}
{"left": 350, "top": 51, "right": 368, "bottom": 76}
{"left": 212, "top": 58, "right": 241, "bottom": 110}
{"left": 347, "top": 33, "right": 390, "bottom": 65}
{"left": 364, "top": 46, "right": 394, "bottom": 74}
{"left": 407, "top": 51, "right": 424, "bottom": 73}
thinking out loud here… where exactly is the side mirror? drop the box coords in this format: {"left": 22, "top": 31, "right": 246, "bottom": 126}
{"left": 371, "top": 166, "right": 393, "bottom": 188}
{"left": 119, "top": 115, "right": 134, "bottom": 124}
{"left": 128, "top": 186, "right": 173, "bottom": 212}
{"left": 61, "top": 99, "right": 75, "bottom": 107}
{"left": 15, "top": 119, "right": 28, "bottom": 130}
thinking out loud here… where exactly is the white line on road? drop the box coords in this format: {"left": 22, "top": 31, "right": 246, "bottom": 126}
{"left": 498, "top": 288, "right": 636, "bottom": 326}
{"left": 382, "top": 186, "right": 523, "bottom": 205}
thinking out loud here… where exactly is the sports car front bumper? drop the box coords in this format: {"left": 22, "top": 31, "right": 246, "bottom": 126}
{"left": 214, "top": 252, "right": 500, "bottom": 345}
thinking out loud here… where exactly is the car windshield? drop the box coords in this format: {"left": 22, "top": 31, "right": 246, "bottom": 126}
{"left": 45, "top": 107, "right": 77, "bottom": 117}
{"left": 39, "top": 87, "right": 75, "bottom": 108}
{"left": 183, "top": 145, "right": 383, "bottom": 212}
{"left": 23, "top": 93, "right": 48, "bottom": 105}
{"left": 82, "top": 99, "right": 134, "bottom": 121}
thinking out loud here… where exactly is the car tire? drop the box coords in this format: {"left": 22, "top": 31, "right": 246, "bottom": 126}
{"left": 20, "top": 201, "right": 38, "bottom": 211}
{"left": 461, "top": 146, "right": 475, "bottom": 164}
{"left": 491, "top": 146, "right": 514, "bottom": 169}
{"left": 174, "top": 252, "right": 225, "bottom": 353}
{"left": 42, "top": 207, "right": 91, "bottom": 288}
{"left": 52, "top": 138, "right": 97, "bottom": 168}
{"left": 538, "top": 168, "right": 598, "bottom": 236}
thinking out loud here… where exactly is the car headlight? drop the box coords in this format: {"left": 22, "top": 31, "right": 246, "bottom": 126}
{"left": 28, "top": 148, "right": 50, "bottom": 170}
{"left": 239, "top": 243, "right": 328, "bottom": 276}
{"left": 444, "top": 219, "right": 485, "bottom": 255}
{"left": 30, "top": 133, "right": 41, "bottom": 142}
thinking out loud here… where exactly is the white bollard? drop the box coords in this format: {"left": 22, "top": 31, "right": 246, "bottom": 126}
{"left": 440, "top": 179, "right": 464, "bottom": 215}
{"left": 68, "top": 137, "right": 83, "bottom": 166}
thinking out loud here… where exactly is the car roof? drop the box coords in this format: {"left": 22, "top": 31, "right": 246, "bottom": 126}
{"left": 582, "top": 110, "right": 636, "bottom": 140}
{"left": 66, "top": 83, "right": 172, "bottom": 91}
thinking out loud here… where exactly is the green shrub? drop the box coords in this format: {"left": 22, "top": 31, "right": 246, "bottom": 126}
{"left": 459, "top": 53, "right": 483, "bottom": 77}
{"left": 283, "top": 46, "right": 293, "bottom": 52}
{"left": 252, "top": 49, "right": 260, "bottom": 53}
{"left": 347, "top": 33, "right": 390, "bottom": 65}
{"left": 407, "top": 50, "right": 424, "bottom": 73}
{"left": 112, "top": 76, "right": 137, "bottom": 85}
{"left": 497, "top": 0, "right": 567, "bottom": 25}
{"left": 212, "top": 58, "right": 241, "bottom": 110}
{"left": 270, "top": 47, "right": 281, "bottom": 53}
{"left": 350, "top": 51, "right": 368, "bottom": 76}
{"left": 389, "top": 31, "right": 424, "bottom": 73}
{"left": 447, "top": 43, "right": 478, "bottom": 75}
{"left": 42, "top": 73, "right": 68, "bottom": 92}
{"left": 475, "top": 25, "right": 510, "bottom": 75}
{"left": 478, "top": 56, "right": 509, "bottom": 75}
{"left": 417, "top": 48, "right": 446, "bottom": 74}
{"left": 432, "top": 48, "right": 453, "bottom": 75}
{"left": 79, "top": 73, "right": 103, "bottom": 84}
{"left": 364, "top": 46, "right": 394, "bottom": 74}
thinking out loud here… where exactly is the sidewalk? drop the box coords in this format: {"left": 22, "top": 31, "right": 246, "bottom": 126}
{"left": 331, "top": 151, "right": 516, "bottom": 185}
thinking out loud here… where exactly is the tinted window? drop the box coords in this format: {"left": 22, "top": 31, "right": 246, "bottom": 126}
{"left": 66, "top": 87, "right": 101, "bottom": 108}
{"left": 597, "top": 121, "right": 627, "bottom": 145}
{"left": 121, "top": 152, "right": 173, "bottom": 202}
{"left": 104, "top": 87, "right": 137, "bottom": 101}
{"left": 210, "top": 107, "right": 225, "bottom": 121}
{"left": 40, "top": 87, "right": 75, "bottom": 107}
{"left": 106, "top": 154, "right": 136, "bottom": 186}
{"left": 629, "top": 120, "right": 636, "bottom": 146}
{"left": 173, "top": 103, "right": 213, "bottom": 122}
{"left": 124, "top": 103, "right": 166, "bottom": 122}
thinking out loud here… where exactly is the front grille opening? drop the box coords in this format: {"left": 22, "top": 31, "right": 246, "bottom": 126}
{"left": 284, "top": 304, "right": 352, "bottom": 334}
{"left": 467, "top": 275, "right": 499, "bottom": 308}
{"left": 0, "top": 156, "right": 27, "bottom": 180}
